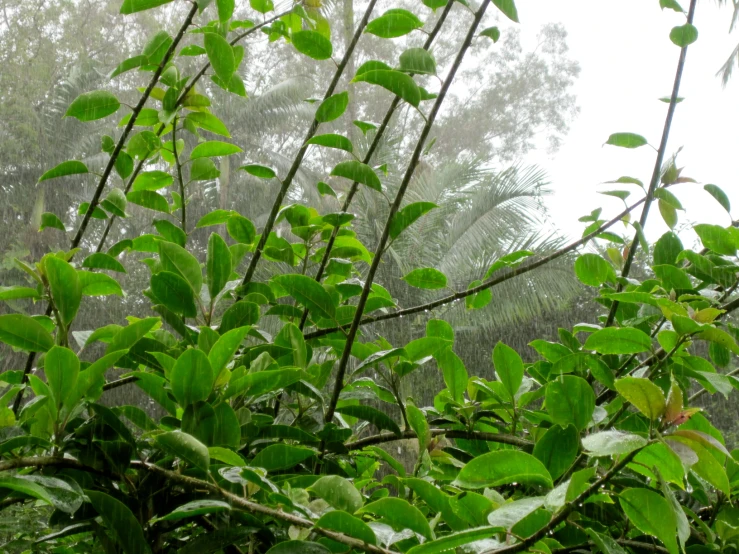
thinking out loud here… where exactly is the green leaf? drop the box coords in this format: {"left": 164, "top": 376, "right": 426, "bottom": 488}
{"left": 466, "top": 280, "right": 492, "bottom": 310}
{"left": 586, "top": 529, "right": 628, "bottom": 554}
{"left": 315, "top": 511, "right": 376, "bottom": 544}
{"left": 697, "top": 326, "right": 739, "bottom": 355}
{"left": 44, "top": 347, "right": 80, "bottom": 414}
{"left": 207, "top": 233, "right": 232, "bottom": 297}
{"left": 208, "top": 326, "right": 249, "bottom": 377}
{"left": 693, "top": 224, "right": 737, "bottom": 256}
{"left": 315, "top": 91, "right": 349, "bottom": 123}
{"left": 582, "top": 430, "right": 648, "bottom": 457}
{"left": 615, "top": 377, "right": 666, "bottom": 420}
{"left": 398, "top": 48, "right": 436, "bottom": 74}
{"left": 224, "top": 368, "right": 302, "bottom": 399}
{"left": 155, "top": 431, "right": 210, "bottom": 471}
{"left": 106, "top": 317, "right": 159, "bottom": 353}
{"left": 435, "top": 347, "right": 468, "bottom": 403}
{"left": 670, "top": 23, "right": 698, "bottom": 47}
{"left": 402, "top": 267, "right": 447, "bottom": 289}
{"left": 186, "top": 112, "right": 231, "bottom": 137}
{"left": 352, "top": 69, "right": 421, "bottom": 107}
{"left": 389, "top": 202, "right": 437, "bottom": 239}
{"left": 157, "top": 500, "right": 231, "bottom": 522}
{"left": 45, "top": 256, "right": 82, "bottom": 326}
{"left": 533, "top": 424, "right": 579, "bottom": 480}
{"left": 331, "top": 161, "right": 382, "bottom": 191}
{"left": 212, "top": 402, "right": 241, "bottom": 448}
{"left": 292, "top": 30, "right": 333, "bottom": 60}
{"left": 365, "top": 10, "right": 423, "bottom": 38}
{"left": 216, "top": 0, "right": 234, "bottom": 20}
{"left": 704, "top": 184, "right": 731, "bottom": 212}
{"left": 197, "top": 210, "right": 234, "bottom": 228}
{"left": 660, "top": 0, "right": 683, "bottom": 11}
{"left": 110, "top": 55, "right": 148, "bottom": 78}
{"left": 265, "top": 542, "right": 330, "bottom": 554}
{"left": 619, "top": 488, "right": 678, "bottom": 554}
{"left": 632, "top": 442, "right": 685, "bottom": 487}
{"left": 0, "top": 286, "right": 40, "bottom": 301}
{"left": 127, "top": 190, "right": 170, "bottom": 213}
{"left": 480, "top": 26, "right": 501, "bottom": 42}
{"left": 131, "top": 171, "right": 173, "bottom": 192}
{"left": 120, "top": 0, "right": 174, "bottom": 14}
{"left": 170, "top": 349, "right": 215, "bottom": 406}
{"left": 357, "top": 497, "right": 432, "bottom": 539}
{"left": 86, "top": 490, "right": 152, "bottom": 553}
{"left": 493, "top": 0, "right": 518, "bottom": 21}
{"left": 661, "top": 200, "right": 677, "bottom": 229}
{"left": 455, "top": 450, "right": 553, "bottom": 489}
{"left": 38, "top": 160, "right": 89, "bottom": 182}
{"left": 584, "top": 327, "right": 652, "bottom": 354}
{"left": 574, "top": 253, "right": 616, "bottom": 287}
{"left": 546, "top": 376, "right": 595, "bottom": 431}
{"left": 309, "top": 475, "right": 364, "bottom": 513}
{"left": 605, "top": 132, "right": 648, "bottom": 148}
{"left": 272, "top": 274, "right": 335, "bottom": 320}
{"left": 407, "top": 403, "right": 430, "bottom": 451}
{"left": 654, "top": 231, "right": 683, "bottom": 266}
{"left": 336, "top": 404, "right": 401, "bottom": 436}
{"left": 252, "top": 444, "right": 316, "bottom": 471}
{"left": 191, "top": 158, "right": 221, "bottom": 181}
{"left": 204, "top": 33, "right": 235, "bottom": 82}
{"left": 305, "top": 134, "right": 353, "bottom": 153}
{"left": 102, "top": 188, "right": 128, "bottom": 218}
{"left": 249, "top": 0, "right": 273, "bottom": 13}
{"left": 191, "top": 141, "right": 243, "bottom": 159}
{"left": 40, "top": 213, "right": 66, "bottom": 232}
{"left": 239, "top": 164, "right": 276, "bottom": 179}
{"left": 219, "top": 301, "right": 260, "bottom": 333}
{"left": 407, "top": 527, "right": 505, "bottom": 554}
{"left": 151, "top": 271, "right": 197, "bottom": 317}
{"left": 65, "top": 91, "right": 120, "bottom": 121}
{"left": 493, "top": 341, "right": 524, "bottom": 400}
{"left": 82, "top": 253, "right": 126, "bottom": 273}
{"left": 159, "top": 241, "right": 203, "bottom": 294}
{"left": 0, "top": 475, "right": 80, "bottom": 514}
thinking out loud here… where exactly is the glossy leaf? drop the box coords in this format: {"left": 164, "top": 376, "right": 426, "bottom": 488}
{"left": 38, "top": 160, "right": 88, "bottom": 182}
{"left": 272, "top": 274, "right": 335, "bottom": 320}
{"left": 65, "top": 91, "right": 120, "bottom": 121}
{"left": 402, "top": 268, "right": 447, "bottom": 289}
{"left": 336, "top": 404, "right": 401, "bottom": 436}
{"left": 155, "top": 431, "right": 210, "bottom": 471}
{"left": 331, "top": 160, "right": 382, "bottom": 191}
{"left": 207, "top": 232, "right": 232, "bottom": 297}
{"left": 309, "top": 475, "right": 364, "bottom": 514}
{"left": 352, "top": 69, "right": 421, "bottom": 107}
{"left": 619, "top": 488, "right": 678, "bottom": 554}
{"left": 45, "top": 256, "right": 82, "bottom": 326}
{"left": 546, "top": 375, "right": 595, "bottom": 431}
{"left": 365, "top": 10, "right": 423, "bottom": 38}
{"left": 584, "top": 327, "right": 651, "bottom": 354}
{"left": 292, "top": 30, "right": 333, "bottom": 60}
{"left": 315, "top": 91, "right": 349, "bottom": 123}
{"left": 454, "top": 450, "right": 553, "bottom": 489}
{"left": 170, "top": 349, "right": 215, "bottom": 407}
{"left": 615, "top": 377, "right": 666, "bottom": 420}
{"left": 358, "top": 498, "right": 432, "bottom": 539}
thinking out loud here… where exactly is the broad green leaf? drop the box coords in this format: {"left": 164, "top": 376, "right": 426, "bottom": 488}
{"left": 331, "top": 161, "right": 382, "bottom": 191}
{"left": 197, "top": 210, "right": 234, "bottom": 228}
{"left": 493, "top": 0, "right": 518, "bottom": 22}
{"left": 605, "top": 132, "right": 648, "bottom": 148}
{"left": 127, "top": 191, "right": 170, "bottom": 213}
{"left": 249, "top": 0, "right": 273, "bottom": 13}
{"left": 120, "top": 0, "right": 174, "bottom": 14}
{"left": 435, "top": 347, "right": 467, "bottom": 403}
{"left": 159, "top": 241, "right": 203, "bottom": 294}
{"left": 533, "top": 424, "right": 579, "bottom": 480}
{"left": 0, "top": 314, "right": 53, "bottom": 351}
{"left": 170, "top": 349, "right": 215, "bottom": 406}
{"left": 398, "top": 48, "right": 436, "bottom": 74}
{"left": 574, "top": 253, "right": 615, "bottom": 287}
{"left": 252, "top": 444, "right": 315, "bottom": 471}
{"left": 204, "top": 33, "right": 235, "bottom": 82}
{"left": 586, "top": 529, "right": 628, "bottom": 554}
{"left": 292, "top": 30, "right": 333, "bottom": 60}
{"left": 132, "top": 171, "right": 173, "bottom": 191}
{"left": 45, "top": 256, "right": 82, "bottom": 326}
{"left": 389, "top": 202, "right": 437, "bottom": 239}
{"left": 156, "top": 500, "right": 231, "bottom": 522}
{"left": 191, "top": 158, "right": 221, "bottom": 180}
{"left": 654, "top": 231, "right": 683, "bottom": 266}
{"left": 240, "top": 164, "right": 276, "bottom": 179}
{"left": 86, "top": 490, "right": 152, "bottom": 553}
{"left": 305, "top": 133, "right": 353, "bottom": 153}
{"left": 226, "top": 214, "right": 257, "bottom": 245}
{"left": 315, "top": 511, "right": 376, "bottom": 544}
{"left": 407, "top": 403, "right": 430, "bottom": 451}
{"left": 493, "top": 341, "right": 524, "bottom": 400}
{"left": 632, "top": 442, "right": 685, "bottom": 487}
{"left": 309, "top": 475, "right": 364, "bottom": 514}
{"left": 212, "top": 402, "right": 241, "bottom": 448}
{"left": 38, "top": 161, "right": 88, "bottom": 182}
{"left": 110, "top": 55, "right": 147, "bottom": 78}
{"left": 216, "top": 0, "right": 234, "bottom": 20}
{"left": 336, "top": 404, "right": 401, "bottom": 436}
{"left": 584, "top": 327, "right": 652, "bottom": 354}
{"left": 151, "top": 271, "right": 197, "bottom": 317}
{"left": 65, "top": 91, "right": 120, "bottom": 121}
{"left": 693, "top": 224, "right": 737, "bottom": 256}
{"left": 191, "top": 141, "right": 243, "bottom": 159}
{"left": 670, "top": 23, "right": 698, "bottom": 47}
{"left": 466, "top": 280, "right": 493, "bottom": 310}
{"left": 365, "top": 10, "right": 423, "bottom": 38}
{"left": 0, "top": 286, "right": 40, "bottom": 301}
{"left": 407, "top": 527, "right": 505, "bottom": 554}
{"left": 272, "top": 274, "right": 335, "bottom": 320}
{"left": 265, "top": 542, "right": 330, "bottom": 554}
{"left": 186, "top": 112, "right": 231, "bottom": 137}
{"left": 402, "top": 267, "right": 447, "bottom": 289}
{"left": 40, "top": 213, "right": 65, "bottom": 232}
{"left": 454, "top": 450, "right": 553, "bottom": 489}
{"left": 315, "top": 91, "right": 349, "bottom": 123}
{"left": 224, "top": 368, "right": 302, "bottom": 399}
{"left": 582, "top": 430, "right": 648, "bottom": 457}
{"left": 78, "top": 271, "right": 123, "bottom": 297}
{"left": 352, "top": 69, "right": 421, "bottom": 107}
{"left": 704, "top": 184, "right": 731, "bottom": 212}
{"left": 619, "top": 488, "right": 678, "bottom": 554}
{"left": 82, "top": 253, "right": 126, "bottom": 273}
{"left": 487, "top": 497, "right": 545, "bottom": 530}
{"left": 207, "top": 232, "right": 232, "bottom": 297}
{"left": 209, "top": 326, "right": 249, "bottom": 377}
{"left": 219, "top": 301, "right": 260, "bottom": 333}
{"left": 358, "top": 498, "right": 432, "bottom": 539}
{"left": 106, "top": 317, "right": 159, "bottom": 353}
{"left": 102, "top": 188, "right": 128, "bottom": 218}
{"left": 697, "top": 326, "right": 739, "bottom": 355}
{"left": 480, "top": 26, "right": 501, "bottom": 42}
{"left": 155, "top": 431, "right": 210, "bottom": 471}
{"left": 661, "top": 201, "right": 677, "bottom": 229}
{"left": 615, "top": 377, "right": 666, "bottom": 420}
{"left": 545, "top": 375, "right": 595, "bottom": 431}
{"left": 44, "top": 346, "right": 80, "bottom": 414}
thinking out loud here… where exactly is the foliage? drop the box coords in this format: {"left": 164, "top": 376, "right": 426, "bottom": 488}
{"left": 0, "top": 1, "right": 738, "bottom": 554}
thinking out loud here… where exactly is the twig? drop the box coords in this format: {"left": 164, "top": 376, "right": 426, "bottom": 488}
{"left": 345, "top": 428, "right": 532, "bottom": 451}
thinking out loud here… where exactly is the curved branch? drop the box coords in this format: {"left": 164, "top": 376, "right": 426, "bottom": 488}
{"left": 345, "top": 428, "right": 532, "bottom": 451}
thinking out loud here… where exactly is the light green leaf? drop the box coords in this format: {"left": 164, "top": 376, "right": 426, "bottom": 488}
{"left": 208, "top": 326, "right": 249, "bottom": 377}
{"left": 316, "top": 91, "right": 349, "bottom": 123}
{"left": 398, "top": 48, "right": 436, "bottom": 74}
{"left": 315, "top": 511, "right": 376, "bottom": 544}
{"left": 207, "top": 232, "right": 232, "bottom": 297}
{"left": 309, "top": 475, "right": 364, "bottom": 514}
{"left": 240, "top": 164, "right": 276, "bottom": 179}
{"left": 615, "top": 377, "right": 666, "bottom": 420}
{"left": 45, "top": 256, "right": 82, "bottom": 326}
{"left": 292, "top": 30, "right": 333, "bottom": 60}
{"left": 493, "top": 341, "right": 524, "bottom": 400}
{"left": 44, "top": 347, "right": 80, "bottom": 414}
{"left": 670, "top": 23, "right": 698, "bottom": 47}
{"left": 407, "top": 527, "right": 505, "bottom": 554}
{"left": 357, "top": 497, "right": 432, "bottom": 539}
{"left": 65, "top": 91, "right": 120, "bottom": 121}
{"left": 454, "top": 450, "right": 553, "bottom": 489}
{"left": 305, "top": 134, "right": 353, "bottom": 153}
{"left": 40, "top": 213, "right": 66, "bottom": 232}
{"left": 619, "top": 488, "right": 678, "bottom": 554}
{"left": 272, "top": 274, "right": 335, "bottom": 320}
{"left": 191, "top": 141, "right": 242, "bottom": 159}
{"left": 480, "top": 26, "right": 501, "bottom": 42}
{"left": 704, "top": 184, "right": 731, "bottom": 212}
{"left": 389, "top": 202, "right": 438, "bottom": 239}
{"left": 331, "top": 160, "right": 382, "bottom": 191}
{"left": 120, "top": 0, "right": 174, "bottom": 14}
{"left": 82, "top": 253, "right": 126, "bottom": 273}
{"left": 204, "top": 33, "right": 235, "bottom": 82}
{"left": 352, "top": 69, "right": 421, "bottom": 107}
{"left": 38, "top": 161, "right": 89, "bottom": 182}
{"left": 170, "top": 349, "right": 215, "bottom": 406}
{"left": 546, "top": 375, "right": 595, "bottom": 431}
{"left": 127, "top": 190, "right": 170, "bottom": 213}
{"left": 402, "top": 267, "right": 447, "bottom": 289}
{"left": 159, "top": 241, "right": 203, "bottom": 294}
{"left": 365, "top": 9, "right": 423, "bottom": 38}
{"left": 186, "top": 112, "right": 231, "bottom": 137}
{"left": 582, "top": 430, "right": 648, "bottom": 457}
{"left": 584, "top": 327, "right": 652, "bottom": 355}
{"left": 574, "top": 253, "right": 616, "bottom": 287}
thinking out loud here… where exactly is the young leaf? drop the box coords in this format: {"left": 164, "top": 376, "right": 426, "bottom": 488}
{"left": 315, "top": 91, "right": 349, "bottom": 123}
{"left": 615, "top": 377, "right": 666, "bottom": 420}
{"left": 454, "top": 450, "right": 553, "bottom": 489}
{"left": 38, "top": 161, "right": 89, "bottom": 182}
{"left": 65, "top": 91, "right": 120, "bottom": 121}
{"left": 669, "top": 23, "right": 698, "bottom": 47}
{"left": 480, "top": 27, "right": 501, "bottom": 42}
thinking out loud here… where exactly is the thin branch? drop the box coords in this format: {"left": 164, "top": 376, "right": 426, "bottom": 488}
{"left": 325, "top": 0, "right": 494, "bottom": 425}
{"left": 604, "top": 0, "right": 698, "bottom": 327}
{"left": 172, "top": 116, "right": 187, "bottom": 233}
{"left": 238, "top": 0, "right": 381, "bottom": 288}
{"left": 345, "top": 428, "right": 532, "bottom": 451}
{"left": 102, "top": 374, "right": 138, "bottom": 391}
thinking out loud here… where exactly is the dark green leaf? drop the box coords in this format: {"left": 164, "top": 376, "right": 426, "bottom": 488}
{"left": 619, "top": 488, "right": 678, "bottom": 554}
{"left": 545, "top": 375, "right": 595, "bottom": 431}
{"left": 389, "top": 202, "right": 437, "bottom": 239}
{"left": 336, "top": 404, "right": 401, "bottom": 436}
{"left": 704, "top": 184, "right": 730, "bottom": 212}
{"left": 493, "top": 341, "right": 524, "bottom": 400}
{"left": 82, "top": 253, "right": 126, "bottom": 273}
{"left": 86, "top": 490, "right": 152, "bottom": 554}
{"left": 155, "top": 431, "right": 210, "bottom": 471}
{"left": 207, "top": 232, "right": 232, "bottom": 297}
{"left": 45, "top": 256, "right": 82, "bottom": 326}
{"left": 204, "top": 33, "right": 235, "bottom": 82}
{"left": 309, "top": 475, "right": 364, "bottom": 514}
{"left": 533, "top": 424, "right": 579, "bottom": 480}
{"left": 252, "top": 444, "right": 316, "bottom": 471}
{"left": 455, "top": 450, "right": 552, "bottom": 489}
{"left": 357, "top": 497, "right": 432, "bottom": 539}
{"left": 170, "top": 349, "right": 215, "bottom": 406}
{"left": 151, "top": 271, "right": 197, "bottom": 317}
{"left": 272, "top": 274, "right": 335, "bottom": 320}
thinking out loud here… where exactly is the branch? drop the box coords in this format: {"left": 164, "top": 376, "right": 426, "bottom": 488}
{"left": 553, "top": 540, "right": 669, "bottom": 554}
{"left": 0, "top": 457, "right": 118, "bottom": 480}
{"left": 238, "top": 0, "right": 381, "bottom": 289}
{"left": 604, "top": 0, "right": 698, "bottom": 327}
{"left": 102, "top": 374, "right": 139, "bottom": 391}
{"left": 304, "top": 196, "right": 646, "bottom": 341}
{"left": 345, "top": 428, "right": 532, "bottom": 451}
{"left": 298, "top": 0, "right": 456, "bottom": 331}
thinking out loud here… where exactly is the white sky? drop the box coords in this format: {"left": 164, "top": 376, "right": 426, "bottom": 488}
{"left": 513, "top": 1, "right": 739, "bottom": 246}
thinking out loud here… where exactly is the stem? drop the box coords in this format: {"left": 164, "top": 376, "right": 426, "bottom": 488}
{"left": 298, "top": 0, "right": 456, "bottom": 331}
{"left": 172, "top": 117, "right": 187, "bottom": 234}
{"left": 238, "top": 0, "right": 381, "bottom": 290}
{"left": 345, "top": 428, "right": 532, "bottom": 451}
{"left": 604, "top": 0, "right": 698, "bottom": 328}
{"left": 325, "top": 0, "right": 494, "bottom": 425}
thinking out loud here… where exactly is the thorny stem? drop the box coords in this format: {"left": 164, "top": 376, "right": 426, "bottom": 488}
{"left": 325, "top": 0, "right": 494, "bottom": 426}
{"left": 604, "top": 0, "right": 698, "bottom": 328}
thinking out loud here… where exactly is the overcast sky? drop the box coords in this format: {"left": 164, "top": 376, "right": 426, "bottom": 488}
{"left": 510, "top": 1, "right": 739, "bottom": 248}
